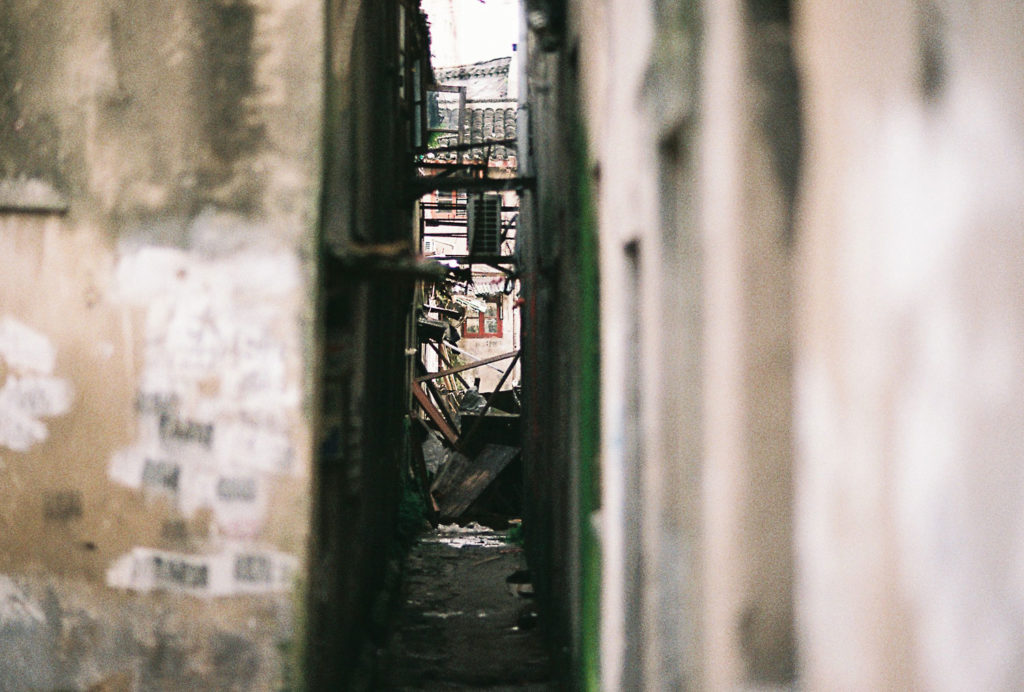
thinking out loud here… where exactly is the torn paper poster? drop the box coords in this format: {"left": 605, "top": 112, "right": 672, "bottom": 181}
{"left": 108, "top": 245, "right": 304, "bottom": 545}
{"left": 106, "top": 545, "right": 299, "bottom": 597}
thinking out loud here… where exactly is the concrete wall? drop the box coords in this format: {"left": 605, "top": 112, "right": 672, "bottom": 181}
{"left": 701, "top": 0, "right": 798, "bottom": 687}
{"left": 523, "top": 0, "right": 799, "bottom": 686}
{"left": 0, "top": 0, "right": 321, "bottom": 688}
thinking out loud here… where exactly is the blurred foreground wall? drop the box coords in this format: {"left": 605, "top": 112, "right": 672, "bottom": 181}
{"left": 0, "top": 1, "right": 322, "bottom": 688}
{"left": 524, "top": 0, "right": 1024, "bottom": 688}
{"left": 796, "top": 3, "right": 1024, "bottom": 689}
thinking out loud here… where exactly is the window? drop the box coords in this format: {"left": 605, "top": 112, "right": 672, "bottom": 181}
{"left": 434, "top": 191, "right": 467, "bottom": 219}
{"left": 463, "top": 296, "right": 502, "bottom": 338}
{"left": 437, "top": 191, "right": 457, "bottom": 212}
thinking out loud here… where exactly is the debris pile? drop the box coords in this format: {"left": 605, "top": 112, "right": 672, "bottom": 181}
{"left": 411, "top": 283, "right": 522, "bottom": 526}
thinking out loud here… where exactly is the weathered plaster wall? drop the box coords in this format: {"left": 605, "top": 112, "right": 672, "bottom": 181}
{"left": 575, "top": 0, "right": 711, "bottom": 686}
{"left": 0, "top": 0, "right": 322, "bottom": 688}
{"left": 796, "top": 2, "right": 1024, "bottom": 688}
{"left": 518, "top": 16, "right": 591, "bottom": 683}
{"left": 518, "top": 0, "right": 609, "bottom": 682}
{"left": 574, "top": 2, "right": 665, "bottom": 687}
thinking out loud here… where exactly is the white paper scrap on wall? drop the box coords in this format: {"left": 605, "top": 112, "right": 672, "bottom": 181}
{"left": 0, "top": 317, "right": 57, "bottom": 374}
{"left": 107, "top": 245, "right": 304, "bottom": 559}
{"left": 106, "top": 545, "right": 299, "bottom": 597}
{"left": 0, "top": 317, "right": 74, "bottom": 452}
{"left": 0, "top": 406, "right": 48, "bottom": 453}
{"left": 214, "top": 419, "right": 295, "bottom": 474}
{"left": 0, "top": 375, "right": 74, "bottom": 418}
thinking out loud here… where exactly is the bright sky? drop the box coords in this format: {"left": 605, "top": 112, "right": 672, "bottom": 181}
{"left": 421, "top": 0, "right": 521, "bottom": 68}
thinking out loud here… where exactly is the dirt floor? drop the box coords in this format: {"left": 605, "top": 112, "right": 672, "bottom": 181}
{"left": 375, "top": 524, "right": 560, "bottom": 691}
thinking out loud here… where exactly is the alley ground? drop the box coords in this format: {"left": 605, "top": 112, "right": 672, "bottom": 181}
{"left": 374, "top": 524, "right": 559, "bottom": 690}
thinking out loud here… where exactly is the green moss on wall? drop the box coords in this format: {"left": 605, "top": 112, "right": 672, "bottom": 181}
{"left": 573, "top": 114, "right": 602, "bottom": 692}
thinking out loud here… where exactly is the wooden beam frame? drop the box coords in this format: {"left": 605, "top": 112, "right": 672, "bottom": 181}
{"left": 460, "top": 351, "right": 521, "bottom": 448}
{"left": 411, "top": 385, "right": 461, "bottom": 449}
{"left": 414, "top": 350, "right": 519, "bottom": 383}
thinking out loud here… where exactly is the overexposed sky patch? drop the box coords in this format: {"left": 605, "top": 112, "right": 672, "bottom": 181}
{"left": 422, "top": 0, "right": 520, "bottom": 68}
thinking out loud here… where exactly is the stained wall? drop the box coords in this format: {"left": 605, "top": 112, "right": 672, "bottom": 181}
{"left": 0, "top": 1, "right": 322, "bottom": 688}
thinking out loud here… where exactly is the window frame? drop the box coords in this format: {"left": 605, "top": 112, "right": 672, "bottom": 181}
{"left": 462, "top": 296, "right": 503, "bottom": 338}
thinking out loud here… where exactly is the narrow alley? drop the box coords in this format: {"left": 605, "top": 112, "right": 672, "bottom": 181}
{"left": 4, "top": 0, "right": 1024, "bottom": 690}
{"left": 375, "top": 524, "right": 555, "bottom": 690}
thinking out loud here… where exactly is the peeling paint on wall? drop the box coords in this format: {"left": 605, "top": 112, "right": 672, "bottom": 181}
{"left": 0, "top": 317, "right": 74, "bottom": 452}
{"left": 0, "top": 576, "right": 45, "bottom": 627}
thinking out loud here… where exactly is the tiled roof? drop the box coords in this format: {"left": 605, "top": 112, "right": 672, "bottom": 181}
{"left": 427, "top": 57, "right": 518, "bottom": 163}
{"left": 432, "top": 100, "right": 517, "bottom": 162}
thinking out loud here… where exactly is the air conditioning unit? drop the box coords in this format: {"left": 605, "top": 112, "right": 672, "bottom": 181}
{"left": 467, "top": 192, "right": 502, "bottom": 256}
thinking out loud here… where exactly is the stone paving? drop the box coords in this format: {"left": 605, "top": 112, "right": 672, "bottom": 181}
{"left": 376, "top": 524, "right": 559, "bottom": 691}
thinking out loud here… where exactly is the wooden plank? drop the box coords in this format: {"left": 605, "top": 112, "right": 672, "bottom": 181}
{"left": 422, "top": 137, "right": 517, "bottom": 155}
{"left": 427, "top": 339, "right": 470, "bottom": 389}
{"left": 414, "top": 350, "right": 519, "bottom": 383}
{"left": 430, "top": 444, "right": 521, "bottom": 519}
{"left": 417, "top": 356, "right": 461, "bottom": 433}
{"left": 408, "top": 175, "right": 535, "bottom": 196}
{"left": 422, "top": 304, "right": 462, "bottom": 318}
{"left": 460, "top": 351, "right": 521, "bottom": 448}
{"left": 412, "top": 385, "right": 461, "bottom": 448}
{"left": 424, "top": 375, "right": 461, "bottom": 435}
